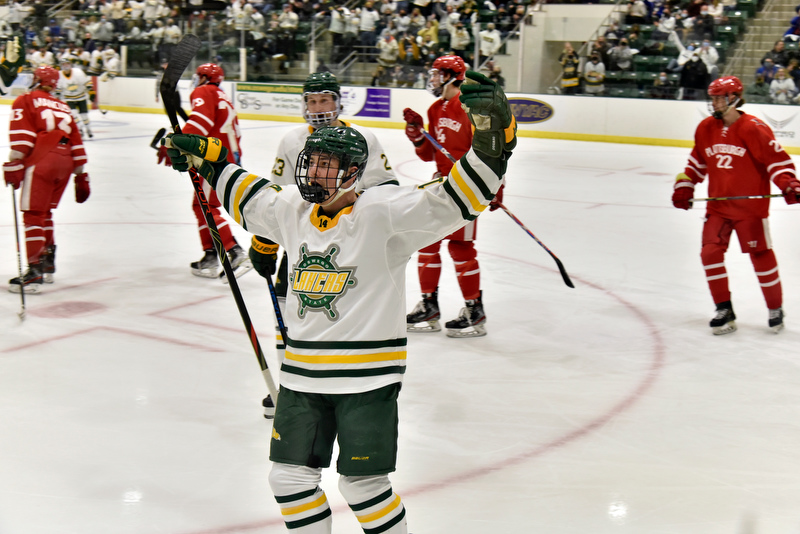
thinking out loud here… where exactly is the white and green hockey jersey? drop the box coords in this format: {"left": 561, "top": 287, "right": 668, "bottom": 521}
{"left": 210, "top": 148, "right": 504, "bottom": 395}
{"left": 270, "top": 121, "right": 399, "bottom": 189}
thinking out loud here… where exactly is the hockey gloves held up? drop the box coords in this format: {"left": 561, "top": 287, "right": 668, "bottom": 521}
{"left": 3, "top": 160, "right": 24, "bottom": 189}
{"left": 250, "top": 236, "right": 279, "bottom": 279}
{"left": 74, "top": 172, "right": 90, "bottom": 203}
{"left": 459, "top": 70, "right": 517, "bottom": 159}
{"left": 672, "top": 173, "right": 695, "bottom": 210}
{"left": 403, "top": 108, "right": 425, "bottom": 145}
{"left": 0, "top": 36, "right": 23, "bottom": 87}
{"left": 163, "top": 133, "right": 229, "bottom": 182}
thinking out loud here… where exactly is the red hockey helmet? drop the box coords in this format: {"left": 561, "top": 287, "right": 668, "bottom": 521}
{"left": 431, "top": 55, "right": 466, "bottom": 81}
{"left": 33, "top": 66, "right": 60, "bottom": 91}
{"left": 708, "top": 76, "right": 743, "bottom": 97}
{"left": 196, "top": 63, "right": 224, "bottom": 84}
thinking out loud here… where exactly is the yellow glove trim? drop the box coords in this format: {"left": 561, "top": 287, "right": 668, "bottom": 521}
{"left": 201, "top": 137, "right": 224, "bottom": 162}
{"left": 504, "top": 115, "right": 517, "bottom": 144}
{"left": 251, "top": 236, "right": 279, "bottom": 255}
{"left": 675, "top": 172, "right": 693, "bottom": 184}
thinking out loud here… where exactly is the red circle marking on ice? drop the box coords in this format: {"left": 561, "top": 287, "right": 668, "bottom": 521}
{"left": 30, "top": 301, "right": 108, "bottom": 318}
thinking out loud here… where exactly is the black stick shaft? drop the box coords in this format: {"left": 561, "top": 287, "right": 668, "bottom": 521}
{"left": 419, "top": 130, "right": 575, "bottom": 288}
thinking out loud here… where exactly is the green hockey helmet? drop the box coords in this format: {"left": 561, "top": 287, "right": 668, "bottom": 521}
{"left": 302, "top": 72, "right": 342, "bottom": 127}
{"left": 295, "top": 126, "right": 368, "bottom": 203}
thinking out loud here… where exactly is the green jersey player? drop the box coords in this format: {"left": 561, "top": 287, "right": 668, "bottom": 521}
{"left": 163, "top": 70, "right": 516, "bottom": 534}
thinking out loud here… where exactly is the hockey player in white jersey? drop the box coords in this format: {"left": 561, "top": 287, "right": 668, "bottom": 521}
{"left": 163, "top": 70, "right": 515, "bottom": 534}
{"left": 57, "top": 58, "right": 94, "bottom": 138}
{"left": 249, "top": 71, "right": 399, "bottom": 418}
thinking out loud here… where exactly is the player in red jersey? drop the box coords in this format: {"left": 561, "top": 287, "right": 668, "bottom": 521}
{"left": 403, "top": 55, "right": 504, "bottom": 338}
{"left": 3, "top": 66, "right": 89, "bottom": 293}
{"left": 181, "top": 62, "right": 251, "bottom": 279}
{"left": 672, "top": 76, "right": 800, "bottom": 334}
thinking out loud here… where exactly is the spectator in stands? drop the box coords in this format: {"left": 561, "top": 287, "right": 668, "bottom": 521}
{"left": 666, "top": 31, "right": 694, "bottom": 73}
{"left": 495, "top": 5, "right": 514, "bottom": 39}
{"left": 8, "top": 0, "right": 31, "bottom": 33}
{"left": 744, "top": 74, "right": 770, "bottom": 103}
{"left": 707, "top": 0, "right": 725, "bottom": 22}
{"left": 276, "top": 2, "right": 298, "bottom": 70}
{"left": 674, "top": 9, "right": 694, "bottom": 43}
{"left": 678, "top": 51, "right": 709, "bottom": 100}
{"left": 650, "top": 71, "right": 677, "bottom": 99}
{"left": 653, "top": 8, "right": 676, "bottom": 41}
{"left": 785, "top": 7, "right": 800, "bottom": 40}
{"left": 583, "top": 52, "right": 605, "bottom": 95}
{"left": 624, "top": 0, "right": 648, "bottom": 25}
{"left": 788, "top": 57, "right": 800, "bottom": 85}
{"left": 376, "top": 33, "right": 399, "bottom": 68}
{"left": 770, "top": 67, "right": 797, "bottom": 104}
{"left": 359, "top": 0, "right": 381, "bottom": 52}
{"left": 328, "top": 5, "right": 348, "bottom": 62}
{"left": 408, "top": 7, "right": 425, "bottom": 35}
{"left": 590, "top": 35, "right": 612, "bottom": 69}
{"left": 488, "top": 64, "right": 504, "bottom": 88}
{"left": 698, "top": 38, "right": 719, "bottom": 80}
{"left": 30, "top": 45, "right": 55, "bottom": 68}
{"left": 418, "top": 19, "right": 439, "bottom": 45}
{"left": 604, "top": 20, "right": 622, "bottom": 45}
{"left": 762, "top": 40, "right": 790, "bottom": 69}
{"left": 609, "top": 37, "right": 634, "bottom": 71}
{"left": 478, "top": 22, "right": 501, "bottom": 64}
{"left": 559, "top": 42, "right": 580, "bottom": 95}
{"left": 419, "top": 33, "right": 440, "bottom": 63}
{"left": 449, "top": 21, "right": 471, "bottom": 60}
{"left": 412, "top": 0, "right": 433, "bottom": 19}
{"left": 756, "top": 58, "right": 780, "bottom": 85}
{"left": 692, "top": 5, "right": 715, "bottom": 41}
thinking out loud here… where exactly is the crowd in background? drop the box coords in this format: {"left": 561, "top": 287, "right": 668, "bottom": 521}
{"left": 0, "top": 0, "right": 526, "bottom": 83}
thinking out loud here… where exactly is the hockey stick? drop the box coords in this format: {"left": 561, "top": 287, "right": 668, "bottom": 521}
{"left": 690, "top": 194, "right": 783, "bottom": 202}
{"left": 150, "top": 127, "right": 167, "bottom": 150}
{"left": 160, "top": 34, "right": 278, "bottom": 401}
{"left": 419, "top": 129, "right": 575, "bottom": 288}
{"left": 8, "top": 185, "right": 25, "bottom": 320}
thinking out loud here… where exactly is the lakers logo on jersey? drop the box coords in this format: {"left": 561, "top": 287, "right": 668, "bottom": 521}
{"left": 290, "top": 244, "right": 357, "bottom": 320}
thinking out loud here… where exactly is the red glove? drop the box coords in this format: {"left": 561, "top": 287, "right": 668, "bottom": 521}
{"left": 74, "top": 172, "right": 90, "bottom": 203}
{"left": 403, "top": 107, "right": 425, "bottom": 144}
{"left": 3, "top": 160, "right": 24, "bottom": 189}
{"left": 489, "top": 183, "right": 504, "bottom": 211}
{"left": 672, "top": 173, "right": 694, "bottom": 210}
{"left": 782, "top": 179, "right": 800, "bottom": 205}
{"left": 157, "top": 144, "right": 172, "bottom": 167}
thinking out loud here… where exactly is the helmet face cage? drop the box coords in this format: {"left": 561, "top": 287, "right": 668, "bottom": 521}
{"left": 302, "top": 91, "right": 342, "bottom": 128}
{"left": 295, "top": 147, "right": 356, "bottom": 203}
{"left": 426, "top": 56, "right": 466, "bottom": 97}
{"left": 294, "top": 126, "right": 368, "bottom": 204}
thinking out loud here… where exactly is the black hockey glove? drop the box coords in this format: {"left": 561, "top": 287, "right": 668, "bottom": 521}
{"left": 459, "top": 70, "right": 517, "bottom": 159}
{"left": 250, "top": 235, "right": 279, "bottom": 278}
{"left": 163, "top": 133, "right": 229, "bottom": 182}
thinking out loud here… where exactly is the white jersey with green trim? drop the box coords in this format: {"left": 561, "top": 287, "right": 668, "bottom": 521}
{"left": 213, "top": 148, "right": 503, "bottom": 395}
{"left": 270, "top": 121, "right": 399, "bottom": 188}
{"left": 57, "top": 67, "right": 91, "bottom": 102}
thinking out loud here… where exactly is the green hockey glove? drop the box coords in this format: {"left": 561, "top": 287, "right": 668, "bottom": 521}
{"left": 162, "top": 133, "right": 229, "bottom": 181}
{"left": 459, "top": 70, "right": 517, "bottom": 158}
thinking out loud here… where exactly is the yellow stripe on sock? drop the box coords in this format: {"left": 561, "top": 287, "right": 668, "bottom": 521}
{"left": 356, "top": 494, "right": 402, "bottom": 524}
{"left": 280, "top": 494, "right": 328, "bottom": 517}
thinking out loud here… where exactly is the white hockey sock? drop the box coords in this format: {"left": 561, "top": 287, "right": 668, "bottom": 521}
{"left": 339, "top": 475, "right": 407, "bottom": 533}
{"left": 269, "top": 464, "right": 331, "bottom": 533}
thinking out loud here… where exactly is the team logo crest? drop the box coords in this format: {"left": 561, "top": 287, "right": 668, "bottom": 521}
{"left": 291, "top": 244, "right": 357, "bottom": 320}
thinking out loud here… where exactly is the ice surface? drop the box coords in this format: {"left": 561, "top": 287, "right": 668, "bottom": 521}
{"left": 1, "top": 109, "right": 800, "bottom": 534}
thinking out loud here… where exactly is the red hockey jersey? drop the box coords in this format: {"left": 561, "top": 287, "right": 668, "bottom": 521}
{"left": 416, "top": 91, "right": 473, "bottom": 175}
{"left": 9, "top": 89, "right": 87, "bottom": 169}
{"left": 684, "top": 112, "right": 796, "bottom": 219}
{"left": 183, "top": 83, "right": 242, "bottom": 164}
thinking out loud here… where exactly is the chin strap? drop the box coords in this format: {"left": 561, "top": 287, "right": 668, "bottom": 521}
{"left": 320, "top": 171, "right": 359, "bottom": 207}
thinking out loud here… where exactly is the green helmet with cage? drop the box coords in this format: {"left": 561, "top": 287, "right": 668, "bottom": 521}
{"left": 302, "top": 72, "right": 343, "bottom": 127}
{"left": 295, "top": 126, "right": 369, "bottom": 203}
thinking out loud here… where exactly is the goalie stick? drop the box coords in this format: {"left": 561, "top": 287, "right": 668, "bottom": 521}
{"left": 159, "top": 34, "right": 278, "bottom": 401}
{"left": 419, "top": 129, "right": 575, "bottom": 288}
